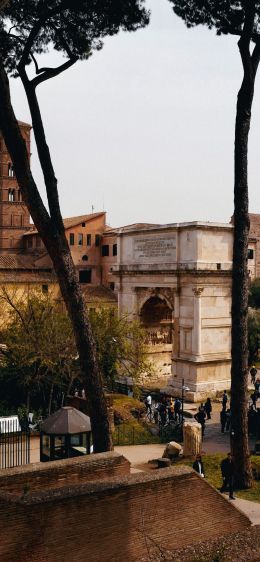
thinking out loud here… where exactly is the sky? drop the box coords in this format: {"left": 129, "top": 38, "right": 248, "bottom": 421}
{"left": 9, "top": 0, "right": 260, "bottom": 228}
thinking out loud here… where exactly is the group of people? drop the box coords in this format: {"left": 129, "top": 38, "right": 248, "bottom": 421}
{"left": 145, "top": 394, "right": 182, "bottom": 426}
{"left": 193, "top": 452, "right": 235, "bottom": 499}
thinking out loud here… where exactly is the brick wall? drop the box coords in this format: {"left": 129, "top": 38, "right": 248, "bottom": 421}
{"left": 0, "top": 461, "right": 249, "bottom": 562}
{"left": 0, "top": 451, "right": 129, "bottom": 495}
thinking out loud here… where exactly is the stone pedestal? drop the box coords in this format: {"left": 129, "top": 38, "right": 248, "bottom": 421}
{"left": 183, "top": 421, "right": 201, "bottom": 457}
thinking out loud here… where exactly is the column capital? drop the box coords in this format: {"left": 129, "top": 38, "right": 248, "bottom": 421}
{"left": 192, "top": 287, "right": 204, "bottom": 297}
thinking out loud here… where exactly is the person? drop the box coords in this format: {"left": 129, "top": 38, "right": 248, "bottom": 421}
{"left": 251, "top": 391, "right": 258, "bottom": 409}
{"left": 145, "top": 394, "right": 152, "bottom": 417}
{"left": 194, "top": 407, "right": 206, "bottom": 438}
{"left": 220, "top": 452, "right": 235, "bottom": 499}
{"left": 225, "top": 408, "right": 231, "bottom": 432}
{"left": 250, "top": 365, "right": 257, "bottom": 385}
{"left": 168, "top": 397, "right": 174, "bottom": 421}
{"left": 222, "top": 390, "right": 228, "bottom": 411}
{"left": 204, "top": 398, "right": 212, "bottom": 420}
{"left": 255, "top": 379, "right": 260, "bottom": 398}
{"left": 158, "top": 400, "right": 167, "bottom": 426}
{"left": 220, "top": 409, "right": 227, "bottom": 433}
{"left": 174, "top": 398, "right": 181, "bottom": 421}
{"left": 193, "top": 454, "right": 205, "bottom": 478}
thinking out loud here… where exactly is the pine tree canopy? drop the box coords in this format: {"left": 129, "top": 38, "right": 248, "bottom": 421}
{"left": 0, "top": 0, "right": 149, "bottom": 76}
{"left": 168, "top": 1, "right": 260, "bottom": 39}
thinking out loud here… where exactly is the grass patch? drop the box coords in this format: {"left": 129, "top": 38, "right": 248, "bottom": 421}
{"left": 112, "top": 394, "right": 160, "bottom": 445}
{"left": 182, "top": 453, "right": 260, "bottom": 503}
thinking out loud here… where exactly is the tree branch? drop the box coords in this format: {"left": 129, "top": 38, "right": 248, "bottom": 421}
{"left": 31, "top": 56, "right": 77, "bottom": 87}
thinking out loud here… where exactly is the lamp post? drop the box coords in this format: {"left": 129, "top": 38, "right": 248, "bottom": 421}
{"left": 181, "top": 378, "right": 190, "bottom": 423}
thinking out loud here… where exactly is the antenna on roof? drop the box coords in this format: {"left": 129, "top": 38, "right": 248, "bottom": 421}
{"left": 91, "top": 205, "right": 94, "bottom": 214}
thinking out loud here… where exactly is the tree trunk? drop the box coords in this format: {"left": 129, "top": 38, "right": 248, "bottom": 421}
{"left": 48, "top": 383, "right": 54, "bottom": 416}
{"left": 230, "top": 38, "right": 257, "bottom": 488}
{"left": 0, "top": 61, "right": 113, "bottom": 452}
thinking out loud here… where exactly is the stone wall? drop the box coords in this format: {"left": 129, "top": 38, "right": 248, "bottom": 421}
{"left": 0, "top": 458, "right": 250, "bottom": 562}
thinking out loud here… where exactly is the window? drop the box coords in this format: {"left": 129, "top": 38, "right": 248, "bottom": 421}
{"left": 102, "top": 244, "right": 109, "bottom": 257}
{"left": 42, "top": 284, "right": 48, "bottom": 294}
{"left": 78, "top": 233, "right": 83, "bottom": 246}
{"left": 79, "top": 269, "right": 91, "bottom": 283}
{"left": 8, "top": 189, "right": 15, "bottom": 202}
{"left": 69, "top": 233, "right": 74, "bottom": 245}
{"left": 82, "top": 255, "right": 88, "bottom": 261}
{"left": 87, "top": 234, "right": 91, "bottom": 246}
{"left": 18, "top": 190, "right": 22, "bottom": 202}
{"left": 113, "top": 244, "right": 117, "bottom": 256}
{"left": 82, "top": 222, "right": 86, "bottom": 227}
{"left": 110, "top": 282, "right": 115, "bottom": 291}
{"left": 8, "top": 163, "right": 15, "bottom": 177}
{"left": 248, "top": 249, "right": 254, "bottom": 259}
{"left": 95, "top": 234, "right": 100, "bottom": 247}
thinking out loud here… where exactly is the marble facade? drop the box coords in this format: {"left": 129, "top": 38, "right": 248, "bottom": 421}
{"left": 111, "top": 222, "right": 233, "bottom": 401}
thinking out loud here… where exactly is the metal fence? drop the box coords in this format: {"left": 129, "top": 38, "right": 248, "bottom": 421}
{"left": 113, "top": 421, "right": 183, "bottom": 446}
{"left": 113, "top": 424, "right": 155, "bottom": 446}
{"left": 0, "top": 419, "right": 30, "bottom": 469}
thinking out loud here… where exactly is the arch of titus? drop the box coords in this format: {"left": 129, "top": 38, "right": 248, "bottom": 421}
{"left": 111, "top": 222, "right": 234, "bottom": 401}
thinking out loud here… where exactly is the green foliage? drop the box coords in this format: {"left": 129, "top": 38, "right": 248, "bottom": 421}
{"left": 88, "top": 307, "right": 153, "bottom": 387}
{"left": 0, "top": 0, "right": 149, "bottom": 76}
{"left": 249, "top": 278, "right": 260, "bottom": 309}
{"left": 248, "top": 308, "right": 260, "bottom": 364}
{"left": 0, "top": 288, "right": 78, "bottom": 411}
{"left": 167, "top": 1, "right": 260, "bottom": 38}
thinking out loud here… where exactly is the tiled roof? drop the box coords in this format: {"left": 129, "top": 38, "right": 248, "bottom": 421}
{"left": 81, "top": 285, "right": 117, "bottom": 303}
{"left": 23, "top": 212, "right": 106, "bottom": 236}
{"left": 0, "top": 254, "right": 51, "bottom": 270}
{"left": 63, "top": 212, "right": 105, "bottom": 229}
{"left": 17, "top": 120, "right": 31, "bottom": 128}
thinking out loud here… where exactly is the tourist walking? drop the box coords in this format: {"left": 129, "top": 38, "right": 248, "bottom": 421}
{"left": 220, "top": 453, "right": 235, "bottom": 499}
{"left": 250, "top": 365, "right": 257, "bottom": 385}
{"left": 222, "top": 390, "right": 228, "bottom": 411}
{"left": 194, "top": 407, "right": 206, "bottom": 438}
{"left": 204, "top": 398, "right": 212, "bottom": 420}
{"left": 193, "top": 454, "right": 205, "bottom": 478}
{"left": 145, "top": 394, "right": 152, "bottom": 418}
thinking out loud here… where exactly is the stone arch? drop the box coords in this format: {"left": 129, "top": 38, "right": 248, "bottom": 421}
{"left": 140, "top": 294, "right": 174, "bottom": 346}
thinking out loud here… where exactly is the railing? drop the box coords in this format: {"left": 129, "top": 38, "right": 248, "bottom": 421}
{"left": 113, "top": 424, "right": 155, "bottom": 446}
{"left": 0, "top": 419, "right": 30, "bottom": 469}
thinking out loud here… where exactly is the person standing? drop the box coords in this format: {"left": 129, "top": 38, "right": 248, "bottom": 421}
{"left": 193, "top": 454, "right": 205, "bottom": 478}
{"left": 222, "top": 390, "right": 228, "bottom": 411}
{"left": 220, "top": 409, "right": 227, "bottom": 433}
{"left": 220, "top": 453, "right": 235, "bottom": 499}
{"left": 204, "top": 398, "right": 212, "bottom": 420}
{"left": 174, "top": 398, "right": 181, "bottom": 422}
{"left": 225, "top": 408, "right": 231, "bottom": 432}
{"left": 250, "top": 365, "right": 257, "bottom": 385}
{"left": 194, "top": 407, "right": 206, "bottom": 438}
{"left": 145, "top": 394, "right": 152, "bottom": 418}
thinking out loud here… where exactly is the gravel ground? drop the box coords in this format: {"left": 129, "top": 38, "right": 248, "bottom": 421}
{"left": 136, "top": 526, "right": 260, "bottom": 562}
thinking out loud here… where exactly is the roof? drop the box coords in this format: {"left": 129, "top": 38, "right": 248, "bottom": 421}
{"left": 81, "top": 285, "right": 117, "bottom": 303}
{"left": 41, "top": 407, "right": 91, "bottom": 435}
{"left": 23, "top": 212, "right": 106, "bottom": 236}
{"left": 17, "top": 120, "right": 32, "bottom": 129}
{"left": 63, "top": 212, "right": 105, "bottom": 229}
{"left": 0, "top": 254, "right": 51, "bottom": 270}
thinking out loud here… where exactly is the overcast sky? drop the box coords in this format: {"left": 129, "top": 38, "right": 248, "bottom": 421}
{"left": 9, "top": 0, "right": 260, "bottom": 228}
